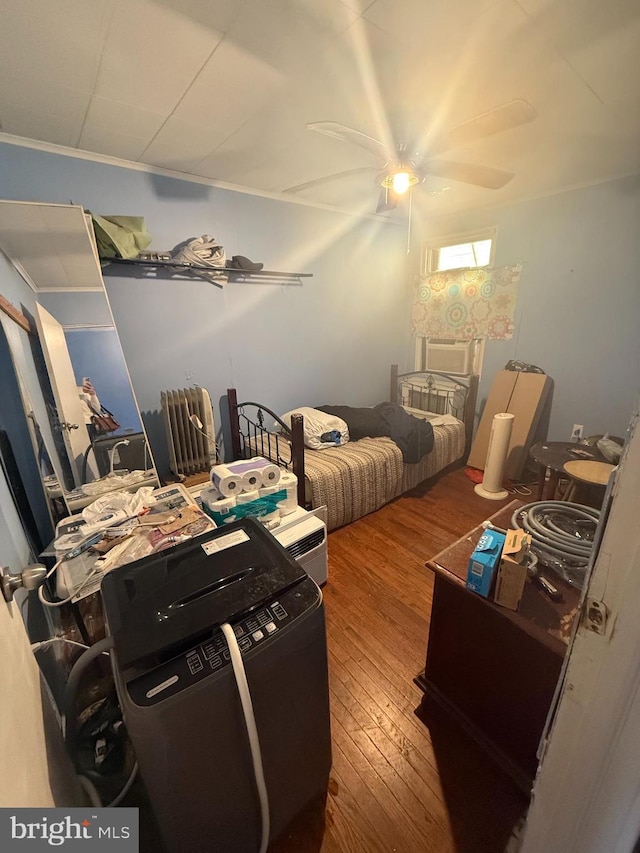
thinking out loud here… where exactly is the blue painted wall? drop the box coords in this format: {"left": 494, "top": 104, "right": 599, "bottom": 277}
{"left": 420, "top": 175, "right": 640, "bottom": 441}
{"left": 3, "top": 139, "right": 636, "bottom": 477}
{"left": 0, "top": 141, "right": 411, "bottom": 474}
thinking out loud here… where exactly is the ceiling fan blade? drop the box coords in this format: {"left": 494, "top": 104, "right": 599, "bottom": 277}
{"left": 283, "top": 167, "right": 378, "bottom": 195}
{"left": 376, "top": 187, "right": 398, "bottom": 214}
{"left": 430, "top": 100, "right": 536, "bottom": 156}
{"left": 307, "top": 122, "right": 388, "bottom": 160}
{"left": 427, "top": 159, "right": 515, "bottom": 189}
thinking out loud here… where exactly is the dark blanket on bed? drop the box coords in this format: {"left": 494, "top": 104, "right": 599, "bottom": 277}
{"left": 317, "top": 402, "right": 434, "bottom": 464}
{"left": 315, "top": 405, "right": 386, "bottom": 441}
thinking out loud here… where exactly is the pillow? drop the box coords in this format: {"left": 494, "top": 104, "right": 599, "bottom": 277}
{"left": 280, "top": 407, "right": 350, "bottom": 450}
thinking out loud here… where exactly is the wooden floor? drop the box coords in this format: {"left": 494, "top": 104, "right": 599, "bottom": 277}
{"left": 271, "top": 467, "right": 529, "bottom": 853}
{"left": 134, "top": 466, "right": 529, "bottom": 852}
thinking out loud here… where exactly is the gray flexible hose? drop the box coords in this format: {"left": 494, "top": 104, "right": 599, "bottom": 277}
{"left": 78, "top": 774, "right": 102, "bottom": 807}
{"left": 63, "top": 636, "right": 115, "bottom": 757}
{"left": 65, "top": 637, "right": 139, "bottom": 809}
{"left": 511, "top": 501, "right": 600, "bottom": 569}
{"left": 525, "top": 512, "right": 592, "bottom": 557}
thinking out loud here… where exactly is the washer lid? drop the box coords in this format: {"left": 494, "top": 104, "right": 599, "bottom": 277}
{"left": 101, "top": 517, "right": 306, "bottom": 668}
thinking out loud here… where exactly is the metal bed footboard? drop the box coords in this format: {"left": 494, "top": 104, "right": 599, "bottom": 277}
{"left": 226, "top": 388, "right": 307, "bottom": 506}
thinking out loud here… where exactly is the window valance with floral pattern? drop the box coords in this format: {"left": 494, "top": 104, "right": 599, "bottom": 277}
{"left": 411, "top": 264, "right": 522, "bottom": 340}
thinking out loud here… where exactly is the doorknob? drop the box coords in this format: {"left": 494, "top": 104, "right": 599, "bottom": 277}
{"left": 2, "top": 564, "right": 48, "bottom": 602}
{"left": 61, "top": 422, "right": 79, "bottom": 430}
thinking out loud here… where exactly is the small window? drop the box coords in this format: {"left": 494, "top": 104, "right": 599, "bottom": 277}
{"left": 425, "top": 229, "right": 496, "bottom": 275}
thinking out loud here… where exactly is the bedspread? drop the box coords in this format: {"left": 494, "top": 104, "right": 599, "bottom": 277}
{"left": 303, "top": 436, "right": 404, "bottom": 531}
{"left": 245, "top": 419, "right": 465, "bottom": 531}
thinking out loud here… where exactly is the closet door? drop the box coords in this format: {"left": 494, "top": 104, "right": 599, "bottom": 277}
{"left": 35, "top": 303, "right": 92, "bottom": 486}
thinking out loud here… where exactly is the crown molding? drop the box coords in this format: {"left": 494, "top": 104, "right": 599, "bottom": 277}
{"left": 0, "top": 132, "right": 402, "bottom": 225}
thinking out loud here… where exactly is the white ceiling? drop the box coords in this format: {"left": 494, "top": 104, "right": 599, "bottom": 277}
{"left": 0, "top": 0, "right": 638, "bottom": 218}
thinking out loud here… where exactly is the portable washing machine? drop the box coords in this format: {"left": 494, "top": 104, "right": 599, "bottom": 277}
{"left": 101, "top": 518, "right": 332, "bottom": 853}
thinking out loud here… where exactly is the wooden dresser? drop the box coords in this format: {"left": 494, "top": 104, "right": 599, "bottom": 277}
{"left": 416, "top": 499, "right": 581, "bottom": 793}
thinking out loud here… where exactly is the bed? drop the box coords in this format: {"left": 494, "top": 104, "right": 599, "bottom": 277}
{"left": 226, "top": 365, "right": 478, "bottom": 531}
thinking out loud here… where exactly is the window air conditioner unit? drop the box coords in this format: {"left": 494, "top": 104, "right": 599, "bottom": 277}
{"left": 425, "top": 339, "right": 474, "bottom": 375}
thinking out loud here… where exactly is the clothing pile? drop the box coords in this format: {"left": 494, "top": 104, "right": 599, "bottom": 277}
{"left": 317, "top": 403, "right": 435, "bottom": 463}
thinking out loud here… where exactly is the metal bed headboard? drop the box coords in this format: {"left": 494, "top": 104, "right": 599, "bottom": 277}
{"left": 390, "top": 365, "right": 479, "bottom": 459}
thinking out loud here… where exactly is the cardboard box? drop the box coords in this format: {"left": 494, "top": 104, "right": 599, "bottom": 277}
{"left": 494, "top": 529, "right": 532, "bottom": 611}
{"left": 502, "top": 528, "right": 531, "bottom": 562}
{"left": 468, "top": 370, "right": 552, "bottom": 480}
{"left": 466, "top": 528, "right": 506, "bottom": 597}
{"left": 468, "top": 371, "right": 518, "bottom": 474}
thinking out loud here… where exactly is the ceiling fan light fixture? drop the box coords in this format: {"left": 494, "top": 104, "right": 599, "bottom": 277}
{"left": 380, "top": 167, "right": 422, "bottom": 195}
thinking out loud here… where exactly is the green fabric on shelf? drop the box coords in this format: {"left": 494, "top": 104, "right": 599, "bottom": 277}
{"left": 91, "top": 214, "right": 152, "bottom": 259}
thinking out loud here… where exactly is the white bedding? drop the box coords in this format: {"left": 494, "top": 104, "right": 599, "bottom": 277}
{"left": 403, "top": 406, "right": 464, "bottom": 428}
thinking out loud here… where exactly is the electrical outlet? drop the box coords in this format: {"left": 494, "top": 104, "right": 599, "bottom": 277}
{"left": 571, "top": 424, "right": 584, "bottom": 440}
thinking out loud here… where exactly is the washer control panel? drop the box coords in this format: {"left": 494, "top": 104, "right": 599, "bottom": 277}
{"left": 127, "top": 577, "right": 317, "bottom": 706}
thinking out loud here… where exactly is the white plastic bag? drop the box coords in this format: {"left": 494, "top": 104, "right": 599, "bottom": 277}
{"left": 596, "top": 434, "right": 623, "bottom": 463}
{"left": 82, "top": 486, "right": 156, "bottom": 524}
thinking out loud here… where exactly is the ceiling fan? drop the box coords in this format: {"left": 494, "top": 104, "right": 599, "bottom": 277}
{"left": 283, "top": 100, "right": 536, "bottom": 213}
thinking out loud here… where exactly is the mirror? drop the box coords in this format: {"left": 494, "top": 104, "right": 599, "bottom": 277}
{"left": 0, "top": 200, "right": 159, "bottom": 522}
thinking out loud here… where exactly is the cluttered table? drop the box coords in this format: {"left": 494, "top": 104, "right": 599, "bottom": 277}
{"left": 416, "top": 500, "right": 581, "bottom": 793}
{"left": 425, "top": 500, "right": 580, "bottom": 654}
{"left": 40, "top": 484, "right": 215, "bottom": 644}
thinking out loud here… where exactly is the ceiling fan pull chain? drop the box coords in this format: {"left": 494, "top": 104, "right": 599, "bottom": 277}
{"left": 407, "top": 186, "right": 413, "bottom": 255}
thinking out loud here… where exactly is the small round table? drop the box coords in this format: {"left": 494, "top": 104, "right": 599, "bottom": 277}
{"left": 562, "top": 459, "right": 616, "bottom": 503}
{"left": 529, "top": 441, "right": 607, "bottom": 501}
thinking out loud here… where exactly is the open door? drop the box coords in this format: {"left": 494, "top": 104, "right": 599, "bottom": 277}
{"left": 0, "top": 469, "right": 80, "bottom": 807}
{"left": 34, "top": 304, "right": 92, "bottom": 487}
{"left": 521, "top": 408, "right": 640, "bottom": 852}
{"left": 0, "top": 597, "right": 79, "bottom": 806}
